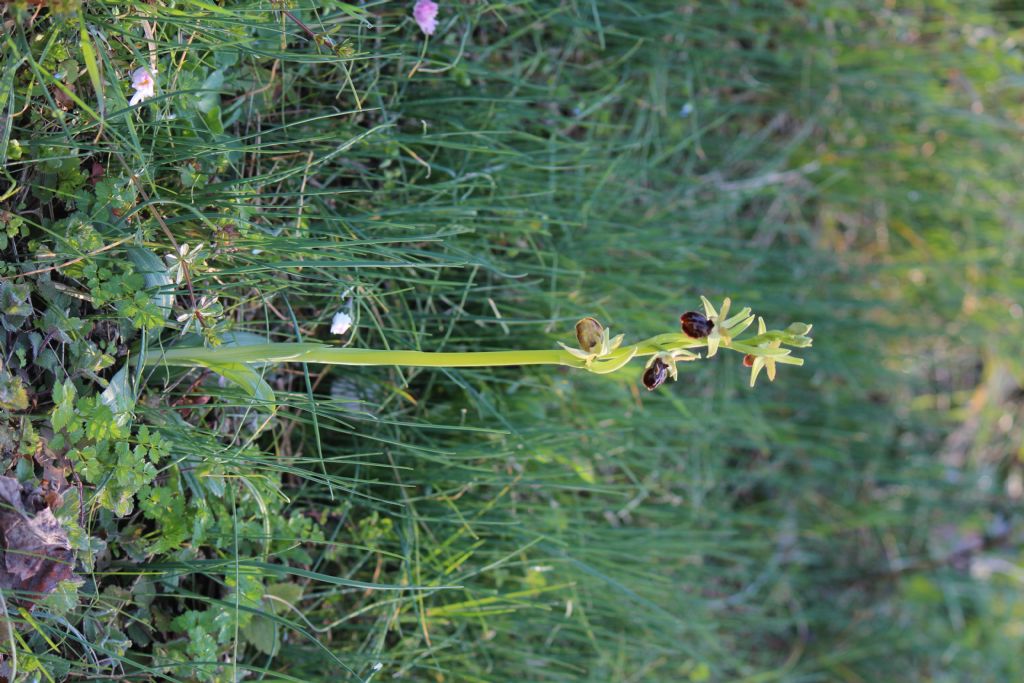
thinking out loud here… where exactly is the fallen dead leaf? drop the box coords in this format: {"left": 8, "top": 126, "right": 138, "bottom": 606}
{"left": 0, "top": 476, "right": 76, "bottom": 601}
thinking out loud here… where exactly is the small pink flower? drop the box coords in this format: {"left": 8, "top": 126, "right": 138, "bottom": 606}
{"left": 413, "top": 0, "right": 438, "bottom": 36}
{"left": 129, "top": 67, "right": 155, "bottom": 106}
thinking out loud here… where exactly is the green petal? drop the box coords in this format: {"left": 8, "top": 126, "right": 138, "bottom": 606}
{"left": 718, "top": 297, "right": 731, "bottom": 321}
{"left": 723, "top": 307, "right": 752, "bottom": 328}
{"left": 726, "top": 314, "right": 755, "bottom": 337}
{"left": 558, "top": 341, "right": 593, "bottom": 360}
{"left": 706, "top": 329, "right": 721, "bottom": 358}
{"left": 749, "top": 357, "right": 766, "bottom": 388}
{"left": 756, "top": 346, "right": 792, "bottom": 358}
{"left": 700, "top": 295, "right": 718, "bottom": 319}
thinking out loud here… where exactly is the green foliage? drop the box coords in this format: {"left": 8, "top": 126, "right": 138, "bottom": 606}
{"left": 1, "top": 1, "right": 1022, "bottom": 682}
{"left": 0, "top": 365, "right": 28, "bottom": 412}
{"left": 50, "top": 378, "right": 76, "bottom": 432}
{"left": 0, "top": 281, "right": 31, "bottom": 331}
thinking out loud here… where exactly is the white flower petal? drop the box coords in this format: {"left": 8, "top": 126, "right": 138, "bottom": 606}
{"left": 129, "top": 67, "right": 156, "bottom": 106}
{"left": 330, "top": 310, "right": 353, "bottom": 335}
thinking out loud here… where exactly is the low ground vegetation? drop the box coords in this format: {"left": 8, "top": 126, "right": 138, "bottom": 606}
{"left": 2, "top": 1, "right": 1023, "bottom": 681}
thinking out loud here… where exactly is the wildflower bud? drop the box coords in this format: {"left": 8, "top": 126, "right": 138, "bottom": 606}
{"left": 680, "top": 311, "right": 714, "bottom": 338}
{"left": 743, "top": 354, "right": 755, "bottom": 367}
{"left": 575, "top": 317, "right": 604, "bottom": 354}
{"left": 642, "top": 357, "right": 670, "bottom": 391}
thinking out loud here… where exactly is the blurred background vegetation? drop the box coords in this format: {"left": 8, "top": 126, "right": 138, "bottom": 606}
{"left": 2, "top": 0, "right": 1024, "bottom": 680}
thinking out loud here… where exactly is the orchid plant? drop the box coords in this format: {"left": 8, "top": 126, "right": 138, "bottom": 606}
{"left": 143, "top": 297, "right": 812, "bottom": 403}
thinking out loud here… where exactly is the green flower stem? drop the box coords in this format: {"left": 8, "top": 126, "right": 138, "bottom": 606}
{"left": 146, "top": 343, "right": 575, "bottom": 368}
{"left": 144, "top": 331, "right": 762, "bottom": 371}
{"left": 140, "top": 314, "right": 810, "bottom": 398}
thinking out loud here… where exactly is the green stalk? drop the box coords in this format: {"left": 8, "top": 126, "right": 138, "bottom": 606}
{"left": 143, "top": 334, "right": 703, "bottom": 370}
{"left": 139, "top": 315, "right": 808, "bottom": 401}
{"left": 146, "top": 343, "right": 575, "bottom": 368}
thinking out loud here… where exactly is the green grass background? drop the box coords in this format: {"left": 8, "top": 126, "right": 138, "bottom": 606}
{"left": 2, "top": 1, "right": 1024, "bottom": 681}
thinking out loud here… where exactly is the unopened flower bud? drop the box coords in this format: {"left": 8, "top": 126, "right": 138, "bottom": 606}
{"left": 743, "top": 354, "right": 755, "bottom": 367}
{"left": 575, "top": 317, "right": 604, "bottom": 354}
{"left": 680, "top": 311, "right": 714, "bottom": 338}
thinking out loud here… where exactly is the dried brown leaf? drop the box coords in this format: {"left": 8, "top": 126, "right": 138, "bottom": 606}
{"left": 0, "top": 476, "right": 76, "bottom": 600}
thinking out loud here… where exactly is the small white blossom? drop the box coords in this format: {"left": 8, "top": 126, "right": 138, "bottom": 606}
{"left": 330, "top": 288, "right": 355, "bottom": 335}
{"left": 165, "top": 243, "right": 204, "bottom": 285}
{"left": 330, "top": 310, "right": 353, "bottom": 336}
{"left": 129, "top": 67, "right": 156, "bottom": 106}
{"left": 176, "top": 295, "right": 222, "bottom": 336}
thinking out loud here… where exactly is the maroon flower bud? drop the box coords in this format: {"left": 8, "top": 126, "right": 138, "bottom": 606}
{"left": 680, "top": 311, "right": 714, "bottom": 338}
{"left": 743, "top": 354, "right": 755, "bottom": 367}
{"left": 642, "top": 358, "right": 670, "bottom": 391}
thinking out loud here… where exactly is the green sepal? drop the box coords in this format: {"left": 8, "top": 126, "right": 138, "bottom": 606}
{"left": 588, "top": 347, "right": 638, "bottom": 374}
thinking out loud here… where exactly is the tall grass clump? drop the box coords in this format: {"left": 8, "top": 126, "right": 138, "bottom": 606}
{"left": 1, "top": 1, "right": 1023, "bottom": 681}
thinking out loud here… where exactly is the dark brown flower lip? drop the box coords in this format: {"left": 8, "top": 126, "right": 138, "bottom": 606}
{"left": 642, "top": 358, "right": 669, "bottom": 391}
{"left": 743, "top": 354, "right": 755, "bottom": 367}
{"left": 680, "top": 311, "right": 714, "bottom": 339}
